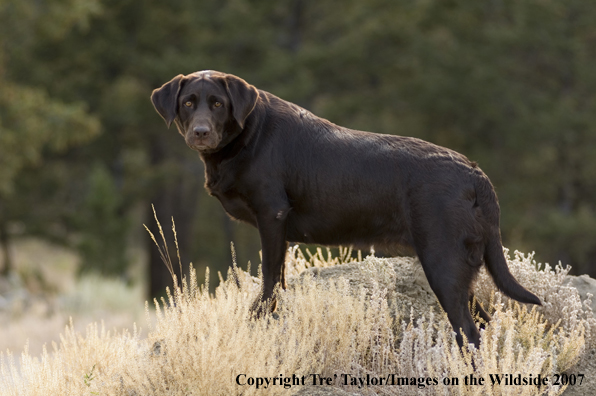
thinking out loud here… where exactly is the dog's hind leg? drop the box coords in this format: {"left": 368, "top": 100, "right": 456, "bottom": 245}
{"left": 415, "top": 244, "right": 482, "bottom": 349}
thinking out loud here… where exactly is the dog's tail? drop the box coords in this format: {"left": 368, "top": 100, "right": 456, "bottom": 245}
{"left": 474, "top": 173, "right": 542, "bottom": 306}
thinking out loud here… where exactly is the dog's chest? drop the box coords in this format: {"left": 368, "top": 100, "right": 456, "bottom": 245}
{"left": 212, "top": 189, "right": 256, "bottom": 225}
{"left": 205, "top": 167, "right": 256, "bottom": 225}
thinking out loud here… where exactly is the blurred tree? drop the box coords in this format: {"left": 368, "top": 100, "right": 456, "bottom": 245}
{"left": 2, "top": 0, "right": 596, "bottom": 292}
{"left": 287, "top": 0, "right": 596, "bottom": 276}
{"left": 76, "top": 163, "right": 129, "bottom": 275}
{"left": 0, "top": 0, "right": 101, "bottom": 275}
{"left": 2, "top": 0, "right": 279, "bottom": 292}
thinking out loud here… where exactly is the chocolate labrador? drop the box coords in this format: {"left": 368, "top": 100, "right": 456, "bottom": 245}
{"left": 151, "top": 70, "right": 541, "bottom": 348}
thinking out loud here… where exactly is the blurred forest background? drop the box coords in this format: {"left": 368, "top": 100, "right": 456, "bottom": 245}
{"left": 2, "top": 0, "right": 596, "bottom": 303}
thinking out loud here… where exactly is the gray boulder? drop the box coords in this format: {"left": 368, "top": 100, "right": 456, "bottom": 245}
{"left": 287, "top": 258, "right": 596, "bottom": 396}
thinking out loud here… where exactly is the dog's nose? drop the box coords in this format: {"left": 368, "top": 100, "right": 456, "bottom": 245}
{"left": 193, "top": 125, "right": 211, "bottom": 138}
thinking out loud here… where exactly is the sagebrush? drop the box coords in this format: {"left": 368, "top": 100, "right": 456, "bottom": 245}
{"left": 0, "top": 238, "right": 593, "bottom": 395}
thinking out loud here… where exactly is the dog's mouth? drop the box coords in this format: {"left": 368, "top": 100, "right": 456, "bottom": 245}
{"left": 186, "top": 134, "right": 220, "bottom": 152}
{"left": 188, "top": 141, "right": 218, "bottom": 152}
{"left": 188, "top": 142, "right": 223, "bottom": 154}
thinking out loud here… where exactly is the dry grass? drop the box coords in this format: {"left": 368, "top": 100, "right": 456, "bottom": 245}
{"left": 0, "top": 225, "right": 592, "bottom": 395}
{"left": 0, "top": 239, "right": 145, "bottom": 359}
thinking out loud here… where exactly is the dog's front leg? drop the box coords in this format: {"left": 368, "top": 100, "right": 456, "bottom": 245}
{"left": 250, "top": 207, "right": 289, "bottom": 318}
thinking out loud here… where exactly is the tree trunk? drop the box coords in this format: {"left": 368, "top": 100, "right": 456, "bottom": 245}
{"left": 147, "top": 134, "right": 202, "bottom": 299}
{"left": 0, "top": 221, "right": 12, "bottom": 277}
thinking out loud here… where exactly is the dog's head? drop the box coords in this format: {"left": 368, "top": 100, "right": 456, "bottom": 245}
{"left": 151, "top": 70, "right": 259, "bottom": 153}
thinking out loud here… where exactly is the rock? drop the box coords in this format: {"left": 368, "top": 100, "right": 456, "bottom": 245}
{"left": 289, "top": 257, "right": 443, "bottom": 323}
{"left": 561, "top": 348, "right": 596, "bottom": 396}
{"left": 563, "top": 274, "right": 596, "bottom": 314}
{"left": 293, "top": 387, "right": 361, "bottom": 396}
{"left": 560, "top": 275, "right": 596, "bottom": 396}
{"left": 286, "top": 258, "right": 596, "bottom": 396}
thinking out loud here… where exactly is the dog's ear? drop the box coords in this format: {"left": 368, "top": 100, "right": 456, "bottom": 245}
{"left": 224, "top": 74, "right": 259, "bottom": 129}
{"left": 151, "top": 74, "right": 184, "bottom": 128}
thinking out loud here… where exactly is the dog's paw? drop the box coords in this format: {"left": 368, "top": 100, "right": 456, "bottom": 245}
{"left": 249, "top": 296, "right": 277, "bottom": 319}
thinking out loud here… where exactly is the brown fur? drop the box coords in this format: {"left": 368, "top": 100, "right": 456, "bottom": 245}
{"left": 151, "top": 70, "right": 541, "bottom": 348}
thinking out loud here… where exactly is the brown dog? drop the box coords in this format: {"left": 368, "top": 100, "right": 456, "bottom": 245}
{"left": 151, "top": 70, "right": 541, "bottom": 348}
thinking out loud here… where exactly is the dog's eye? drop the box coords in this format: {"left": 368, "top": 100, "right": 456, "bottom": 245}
{"left": 214, "top": 102, "right": 222, "bottom": 108}
{"left": 184, "top": 101, "right": 193, "bottom": 107}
